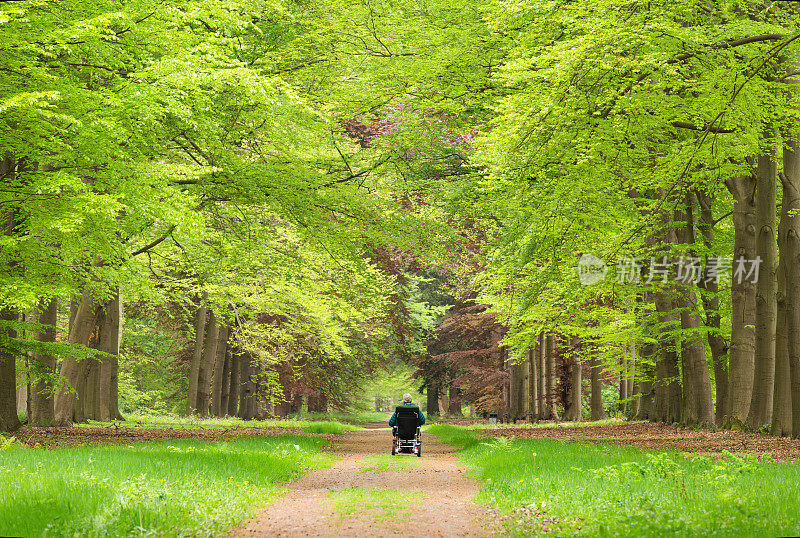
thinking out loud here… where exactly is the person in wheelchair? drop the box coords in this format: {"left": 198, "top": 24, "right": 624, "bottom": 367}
{"left": 389, "top": 394, "right": 425, "bottom": 457}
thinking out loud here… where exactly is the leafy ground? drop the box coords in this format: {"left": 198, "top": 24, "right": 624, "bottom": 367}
{"left": 5, "top": 415, "right": 362, "bottom": 449}
{"left": 430, "top": 418, "right": 800, "bottom": 462}
{"left": 429, "top": 424, "right": 800, "bottom": 536}
{"left": 0, "top": 434, "right": 335, "bottom": 537}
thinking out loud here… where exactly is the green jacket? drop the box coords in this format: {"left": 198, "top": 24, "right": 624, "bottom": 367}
{"left": 388, "top": 402, "right": 425, "bottom": 426}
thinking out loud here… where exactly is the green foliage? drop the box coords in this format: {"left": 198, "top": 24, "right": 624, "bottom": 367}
{"left": 118, "top": 314, "right": 187, "bottom": 416}
{"left": 0, "top": 435, "right": 335, "bottom": 536}
{"left": 438, "top": 426, "right": 800, "bottom": 536}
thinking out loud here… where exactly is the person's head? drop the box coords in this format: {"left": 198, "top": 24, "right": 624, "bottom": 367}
{"left": 403, "top": 393, "right": 412, "bottom": 403}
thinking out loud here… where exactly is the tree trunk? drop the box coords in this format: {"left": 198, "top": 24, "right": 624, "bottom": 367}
{"left": 108, "top": 296, "right": 124, "bottom": 421}
{"left": 678, "top": 284, "right": 715, "bottom": 427}
{"left": 186, "top": 293, "right": 207, "bottom": 416}
{"left": 30, "top": 297, "right": 58, "bottom": 426}
{"left": 540, "top": 333, "right": 552, "bottom": 419}
{"left": 546, "top": 334, "right": 560, "bottom": 420}
{"left": 238, "top": 353, "right": 256, "bottom": 420}
{"left": 508, "top": 358, "right": 524, "bottom": 420}
{"left": 564, "top": 336, "right": 582, "bottom": 421}
{"left": 426, "top": 381, "right": 438, "bottom": 417}
{"left": 635, "top": 343, "right": 656, "bottom": 420}
{"left": 725, "top": 174, "right": 758, "bottom": 428}
{"left": 227, "top": 348, "right": 241, "bottom": 417}
{"left": 695, "top": 192, "right": 731, "bottom": 426}
{"left": 0, "top": 306, "right": 21, "bottom": 432}
{"left": 448, "top": 385, "right": 463, "bottom": 416}
{"left": 654, "top": 291, "right": 682, "bottom": 423}
{"left": 53, "top": 281, "right": 103, "bottom": 427}
{"left": 627, "top": 344, "right": 635, "bottom": 410}
{"left": 308, "top": 393, "right": 328, "bottom": 412}
{"left": 196, "top": 311, "right": 219, "bottom": 417}
{"left": 619, "top": 352, "right": 628, "bottom": 414}
{"left": 220, "top": 346, "right": 231, "bottom": 416}
{"left": 528, "top": 346, "right": 539, "bottom": 418}
{"left": 772, "top": 241, "right": 792, "bottom": 436}
{"left": 748, "top": 144, "right": 778, "bottom": 430}
{"left": 590, "top": 350, "right": 605, "bottom": 421}
{"left": 98, "top": 292, "right": 122, "bottom": 422}
{"left": 211, "top": 324, "right": 229, "bottom": 417}
{"left": 780, "top": 99, "right": 800, "bottom": 437}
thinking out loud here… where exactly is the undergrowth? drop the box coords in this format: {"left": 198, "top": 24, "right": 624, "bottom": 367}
{"left": 0, "top": 434, "right": 335, "bottom": 537}
{"left": 428, "top": 424, "right": 800, "bottom": 536}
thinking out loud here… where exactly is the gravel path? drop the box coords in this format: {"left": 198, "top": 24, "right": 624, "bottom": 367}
{"left": 232, "top": 428, "right": 493, "bottom": 537}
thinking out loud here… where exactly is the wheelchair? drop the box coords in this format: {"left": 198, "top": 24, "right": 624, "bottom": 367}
{"left": 391, "top": 405, "right": 422, "bottom": 457}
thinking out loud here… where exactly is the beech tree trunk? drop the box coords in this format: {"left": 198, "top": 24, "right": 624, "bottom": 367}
{"left": 695, "top": 191, "right": 730, "bottom": 426}
{"left": 546, "top": 334, "right": 560, "bottom": 420}
{"left": 626, "top": 344, "right": 635, "bottom": 409}
{"left": 654, "top": 291, "right": 682, "bottom": 423}
{"left": 780, "top": 98, "right": 800, "bottom": 437}
{"left": 53, "top": 280, "right": 103, "bottom": 427}
{"left": 563, "top": 336, "right": 582, "bottom": 422}
{"left": 0, "top": 306, "right": 21, "bottom": 432}
{"left": 772, "top": 239, "right": 792, "bottom": 436}
{"left": 30, "top": 297, "right": 58, "bottom": 426}
{"left": 448, "top": 385, "right": 463, "bottom": 416}
{"left": 238, "top": 352, "right": 253, "bottom": 419}
{"left": 678, "top": 284, "right": 715, "bottom": 427}
{"left": 98, "top": 292, "right": 122, "bottom": 421}
{"left": 108, "top": 298, "right": 124, "bottom": 422}
{"left": 211, "top": 324, "right": 229, "bottom": 417}
{"left": 635, "top": 343, "right": 656, "bottom": 420}
{"left": 539, "top": 333, "right": 551, "bottom": 419}
{"left": 186, "top": 293, "right": 207, "bottom": 416}
{"left": 748, "top": 145, "right": 778, "bottom": 430}
{"left": 725, "top": 174, "right": 758, "bottom": 427}
{"left": 590, "top": 350, "right": 605, "bottom": 421}
{"left": 426, "top": 381, "right": 438, "bottom": 416}
{"left": 308, "top": 393, "right": 328, "bottom": 412}
{"left": 220, "top": 346, "right": 231, "bottom": 416}
{"left": 227, "top": 348, "right": 241, "bottom": 417}
{"left": 619, "top": 352, "right": 628, "bottom": 414}
{"left": 528, "top": 346, "right": 539, "bottom": 418}
{"left": 196, "top": 311, "right": 219, "bottom": 417}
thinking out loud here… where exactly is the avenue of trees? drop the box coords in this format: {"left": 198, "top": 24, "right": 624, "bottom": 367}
{"left": 3, "top": 0, "right": 800, "bottom": 438}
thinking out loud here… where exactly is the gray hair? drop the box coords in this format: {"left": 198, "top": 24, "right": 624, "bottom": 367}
{"left": 403, "top": 393, "right": 412, "bottom": 403}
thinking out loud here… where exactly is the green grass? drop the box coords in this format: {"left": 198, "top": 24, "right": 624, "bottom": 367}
{"left": 428, "top": 425, "right": 800, "bottom": 536}
{"left": 80, "top": 412, "right": 381, "bottom": 431}
{"left": 329, "top": 488, "right": 426, "bottom": 522}
{"left": 0, "top": 434, "right": 336, "bottom": 537}
{"left": 359, "top": 454, "right": 423, "bottom": 473}
{"left": 302, "top": 421, "right": 359, "bottom": 434}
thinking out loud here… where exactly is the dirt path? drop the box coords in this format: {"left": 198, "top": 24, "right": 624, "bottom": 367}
{"left": 232, "top": 428, "right": 493, "bottom": 537}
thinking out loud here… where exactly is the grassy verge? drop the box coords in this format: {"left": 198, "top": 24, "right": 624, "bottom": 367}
{"left": 428, "top": 424, "right": 800, "bottom": 536}
{"left": 0, "top": 434, "right": 335, "bottom": 537}
{"left": 77, "top": 413, "right": 367, "bottom": 432}
{"left": 302, "top": 421, "right": 359, "bottom": 434}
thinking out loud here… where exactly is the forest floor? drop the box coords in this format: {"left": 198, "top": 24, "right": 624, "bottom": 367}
{"left": 231, "top": 428, "right": 495, "bottom": 537}
{"left": 9, "top": 419, "right": 800, "bottom": 461}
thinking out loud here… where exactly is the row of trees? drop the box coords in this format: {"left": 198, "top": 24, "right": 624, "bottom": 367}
{"left": 1, "top": 0, "right": 479, "bottom": 430}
